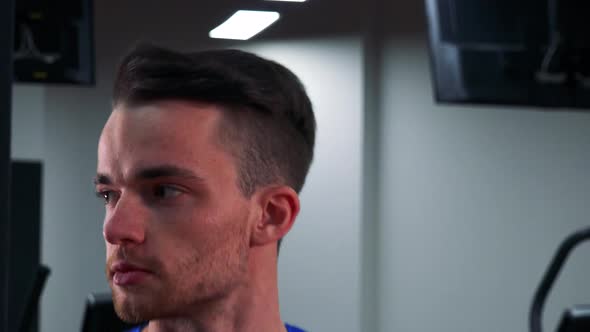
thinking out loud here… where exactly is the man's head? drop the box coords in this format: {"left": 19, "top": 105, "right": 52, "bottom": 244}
{"left": 113, "top": 44, "right": 315, "bottom": 195}
{"left": 95, "top": 44, "right": 315, "bottom": 323}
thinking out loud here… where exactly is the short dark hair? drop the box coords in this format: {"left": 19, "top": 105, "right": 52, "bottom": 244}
{"left": 113, "top": 44, "right": 316, "bottom": 252}
{"left": 113, "top": 44, "right": 316, "bottom": 197}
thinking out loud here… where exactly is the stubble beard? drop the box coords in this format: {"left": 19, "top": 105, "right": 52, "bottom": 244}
{"left": 110, "top": 227, "right": 250, "bottom": 324}
{"left": 112, "top": 286, "right": 156, "bottom": 323}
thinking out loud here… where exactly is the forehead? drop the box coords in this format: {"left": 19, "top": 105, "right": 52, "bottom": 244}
{"left": 106, "top": 100, "right": 221, "bottom": 137}
{"left": 98, "top": 101, "right": 230, "bottom": 179}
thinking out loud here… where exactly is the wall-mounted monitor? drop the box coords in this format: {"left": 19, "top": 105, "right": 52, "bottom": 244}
{"left": 13, "top": 0, "right": 95, "bottom": 85}
{"left": 425, "top": 0, "right": 590, "bottom": 109}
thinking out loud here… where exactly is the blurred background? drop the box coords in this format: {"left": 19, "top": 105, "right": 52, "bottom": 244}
{"left": 4, "top": 0, "right": 590, "bottom": 331}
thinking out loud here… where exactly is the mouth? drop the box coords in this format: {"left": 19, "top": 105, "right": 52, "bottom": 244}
{"left": 110, "top": 262, "right": 153, "bottom": 287}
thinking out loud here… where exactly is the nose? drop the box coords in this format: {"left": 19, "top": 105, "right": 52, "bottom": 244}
{"left": 103, "top": 192, "right": 147, "bottom": 246}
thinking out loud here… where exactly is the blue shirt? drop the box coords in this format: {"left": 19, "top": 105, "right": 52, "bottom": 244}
{"left": 285, "top": 323, "right": 306, "bottom": 332}
{"left": 126, "top": 323, "right": 306, "bottom": 332}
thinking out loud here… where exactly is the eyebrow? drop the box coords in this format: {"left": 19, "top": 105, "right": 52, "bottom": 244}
{"left": 94, "top": 165, "right": 205, "bottom": 185}
{"left": 94, "top": 174, "right": 112, "bottom": 185}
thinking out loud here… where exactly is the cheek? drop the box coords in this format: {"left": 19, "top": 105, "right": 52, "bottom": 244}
{"left": 105, "top": 242, "right": 117, "bottom": 257}
{"left": 162, "top": 209, "right": 245, "bottom": 258}
{"left": 150, "top": 196, "right": 251, "bottom": 260}
{"left": 150, "top": 208, "right": 217, "bottom": 253}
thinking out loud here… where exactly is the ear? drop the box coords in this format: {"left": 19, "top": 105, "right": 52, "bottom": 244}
{"left": 250, "top": 186, "right": 300, "bottom": 247}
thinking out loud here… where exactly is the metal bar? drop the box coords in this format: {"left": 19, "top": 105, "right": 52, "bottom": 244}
{"left": 529, "top": 227, "right": 590, "bottom": 332}
{"left": 0, "top": 0, "right": 15, "bottom": 330}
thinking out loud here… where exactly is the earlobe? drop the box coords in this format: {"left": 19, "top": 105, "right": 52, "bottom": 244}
{"left": 250, "top": 186, "right": 300, "bottom": 247}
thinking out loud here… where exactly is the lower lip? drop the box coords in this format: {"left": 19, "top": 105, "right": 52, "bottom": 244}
{"left": 113, "top": 270, "right": 150, "bottom": 286}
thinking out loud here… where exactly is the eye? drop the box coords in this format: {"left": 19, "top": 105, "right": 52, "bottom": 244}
{"left": 95, "top": 190, "right": 118, "bottom": 205}
{"left": 153, "top": 185, "right": 183, "bottom": 199}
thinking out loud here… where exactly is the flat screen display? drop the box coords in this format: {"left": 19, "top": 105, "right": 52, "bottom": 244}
{"left": 13, "top": 0, "right": 94, "bottom": 85}
{"left": 425, "top": 0, "right": 590, "bottom": 109}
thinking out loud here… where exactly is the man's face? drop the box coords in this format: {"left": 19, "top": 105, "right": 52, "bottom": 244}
{"left": 96, "top": 101, "right": 253, "bottom": 322}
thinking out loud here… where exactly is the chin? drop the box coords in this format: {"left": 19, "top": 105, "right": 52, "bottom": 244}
{"left": 112, "top": 287, "right": 158, "bottom": 323}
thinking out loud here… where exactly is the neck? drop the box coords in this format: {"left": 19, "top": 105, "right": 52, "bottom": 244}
{"left": 145, "top": 245, "right": 286, "bottom": 332}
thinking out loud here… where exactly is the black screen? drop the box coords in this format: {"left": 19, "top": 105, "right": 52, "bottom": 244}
{"left": 13, "top": 0, "right": 95, "bottom": 85}
{"left": 8, "top": 162, "right": 42, "bottom": 332}
{"left": 426, "top": 0, "right": 590, "bottom": 109}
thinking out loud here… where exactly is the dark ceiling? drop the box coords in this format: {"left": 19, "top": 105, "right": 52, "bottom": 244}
{"left": 96, "top": 0, "right": 366, "bottom": 47}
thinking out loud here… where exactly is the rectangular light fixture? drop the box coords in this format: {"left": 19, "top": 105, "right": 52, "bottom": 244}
{"left": 209, "top": 10, "right": 280, "bottom": 40}
{"left": 265, "top": 0, "right": 306, "bottom": 2}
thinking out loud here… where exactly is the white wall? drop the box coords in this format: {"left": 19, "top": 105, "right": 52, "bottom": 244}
{"left": 376, "top": 19, "right": 590, "bottom": 332}
{"left": 11, "top": 84, "right": 45, "bottom": 161}
{"left": 40, "top": 84, "right": 111, "bottom": 332}
{"left": 242, "top": 40, "right": 364, "bottom": 332}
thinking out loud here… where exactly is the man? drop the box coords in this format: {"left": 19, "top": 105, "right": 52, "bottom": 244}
{"left": 94, "top": 44, "right": 316, "bottom": 332}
